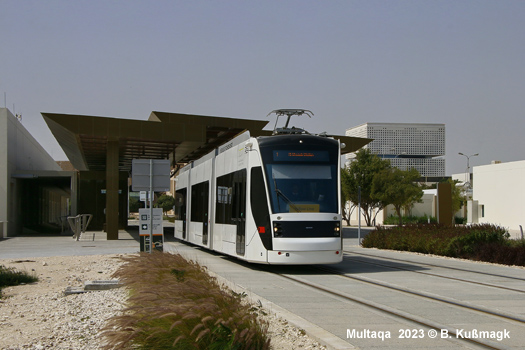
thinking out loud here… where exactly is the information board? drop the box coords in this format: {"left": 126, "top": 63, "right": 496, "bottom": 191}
{"left": 139, "top": 208, "right": 163, "bottom": 235}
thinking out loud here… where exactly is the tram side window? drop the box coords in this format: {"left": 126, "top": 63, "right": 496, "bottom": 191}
{"left": 216, "top": 173, "right": 233, "bottom": 224}
{"left": 191, "top": 181, "right": 209, "bottom": 222}
{"left": 174, "top": 188, "right": 187, "bottom": 220}
{"left": 215, "top": 169, "right": 246, "bottom": 224}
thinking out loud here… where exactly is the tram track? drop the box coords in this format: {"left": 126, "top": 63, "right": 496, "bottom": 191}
{"left": 344, "top": 250, "right": 525, "bottom": 283}
{"left": 273, "top": 269, "right": 514, "bottom": 350}
{"left": 172, "top": 241, "right": 524, "bottom": 349}
{"left": 342, "top": 254, "right": 525, "bottom": 294}
{"left": 313, "top": 264, "right": 525, "bottom": 324}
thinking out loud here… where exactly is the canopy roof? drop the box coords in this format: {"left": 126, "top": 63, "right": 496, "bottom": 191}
{"left": 42, "top": 111, "right": 370, "bottom": 172}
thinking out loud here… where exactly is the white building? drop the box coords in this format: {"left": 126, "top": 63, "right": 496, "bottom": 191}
{"left": 346, "top": 122, "right": 445, "bottom": 177}
{"left": 0, "top": 108, "right": 75, "bottom": 238}
{"left": 470, "top": 160, "right": 525, "bottom": 236}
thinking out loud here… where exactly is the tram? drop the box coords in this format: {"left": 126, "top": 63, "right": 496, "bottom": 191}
{"left": 174, "top": 110, "right": 349, "bottom": 264}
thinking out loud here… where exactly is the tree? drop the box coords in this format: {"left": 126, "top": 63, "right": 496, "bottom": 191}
{"left": 342, "top": 149, "right": 391, "bottom": 226}
{"left": 372, "top": 167, "right": 423, "bottom": 225}
{"left": 341, "top": 168, "right": 355, "bottom": 226}
{"left": 156, "top": 194, "right": 176, "bottom": 215}
{"left": 129, "top": 196, "right": 141, "bottom": 213}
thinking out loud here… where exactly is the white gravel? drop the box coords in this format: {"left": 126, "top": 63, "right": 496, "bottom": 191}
{"left": 0, "top": 254, "right": 326, "bottom": 349}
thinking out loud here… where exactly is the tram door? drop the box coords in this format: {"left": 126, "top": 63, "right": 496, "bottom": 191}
{"left": 233, "top": 170, "right": 246, "bottom": 255}
{"left": 191, "top": 181, "right": 209, "bottom": 245}
{"left": 175, "top": 189, "right": 187, "bottom": 240}
{"left": 202, "top": 184, "right": 209, "bottom": 246}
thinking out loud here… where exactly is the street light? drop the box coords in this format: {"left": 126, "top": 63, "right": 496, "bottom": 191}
{"left": 458, "top": 152, "right": 479, "bottom": 189}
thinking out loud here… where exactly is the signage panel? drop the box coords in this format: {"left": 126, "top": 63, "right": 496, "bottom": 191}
{"left": 139, "top": 208, "right": 163, "bottom": 235}
{"left": 132, "top": 159, "right": 171, "bottom": 192}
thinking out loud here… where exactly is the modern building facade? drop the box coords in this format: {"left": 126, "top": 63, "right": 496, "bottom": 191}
{"left": 345, "top": 122, "right": 445, "bottom": 177}
{"left": 470, "top": 160, "right": 525, "bottom": 235}
{"left": 0, "top": 108, "right": 75, "bottom": 238}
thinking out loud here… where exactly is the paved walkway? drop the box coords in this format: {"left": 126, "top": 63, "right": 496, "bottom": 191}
{"left": 0, "top": 230, "right": 141, "bottom": 259}
{"left": 2, "top": 226, "right": 524, "bottom": 349}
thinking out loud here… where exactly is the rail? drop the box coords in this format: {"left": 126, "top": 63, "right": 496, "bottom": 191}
{"left": 67, "top": 214, "right": 93, "bottom": 241}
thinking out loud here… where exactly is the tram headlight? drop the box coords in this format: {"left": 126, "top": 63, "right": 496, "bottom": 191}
{"left": 334, "top": 222, "right": 341, "bottom": 237}
{"left": 273, "top": 222, "right": 283, "bottom": 237}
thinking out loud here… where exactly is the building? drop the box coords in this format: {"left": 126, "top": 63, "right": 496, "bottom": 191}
{"left": 0, "top": 108, "right": 75, "bottom": 238}
{"left": 469, "top": 160, "right": 525, "bottom": 236}
{"left": 345, "top": 122, "right": 445, "bottom": 177}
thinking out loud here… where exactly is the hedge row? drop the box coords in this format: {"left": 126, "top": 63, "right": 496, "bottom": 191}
{"left": 361, "top": 224, "right": 525, "bottom": 266}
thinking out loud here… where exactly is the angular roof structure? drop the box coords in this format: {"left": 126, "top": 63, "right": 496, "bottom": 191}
{"left": 42, "top": 111, "right": 271, "bottom": 172}
{"left": 43, "top": 111, "right": 371, "bottom": 172}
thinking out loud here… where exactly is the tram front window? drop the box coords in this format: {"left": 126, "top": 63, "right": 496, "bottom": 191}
{"left": 267, "top": 164, "right": 337, "bottom": 213}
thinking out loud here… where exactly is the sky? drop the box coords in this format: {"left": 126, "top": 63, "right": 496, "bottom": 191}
{"left": 1, "top": 0, "right": 524, "bottom": 175}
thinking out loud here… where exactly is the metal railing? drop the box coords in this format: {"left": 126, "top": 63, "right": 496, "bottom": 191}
{"left": 68, "top": 214, "right": 93, "bottom": 241}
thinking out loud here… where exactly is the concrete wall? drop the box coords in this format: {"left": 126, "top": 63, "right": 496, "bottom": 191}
{"left": 473, "top": 160, "right": 525, "bottom": 232}
{"left": 0, "top": 108, "right": 62, "bottom": 237}
{"left": 0, "top": 109, "right": 8, "bottom": 237}
{"left": 343, "top": 189, "right": 461, "bottom": 227}
{"left": 411, "top": 190, "right": 437, "bottom": 218}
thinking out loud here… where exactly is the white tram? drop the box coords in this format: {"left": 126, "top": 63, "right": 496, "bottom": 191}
{"left": 174, "top": 110, "right": 345, "bottom": 264}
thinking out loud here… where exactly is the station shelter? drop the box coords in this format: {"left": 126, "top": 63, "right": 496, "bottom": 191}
{"left": 3, "top": 109, "right": 370, "bottom": 240}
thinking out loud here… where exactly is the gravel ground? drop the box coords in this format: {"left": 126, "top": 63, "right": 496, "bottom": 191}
{"left": 0, "top": 254, "right": 326, "bottom": 349}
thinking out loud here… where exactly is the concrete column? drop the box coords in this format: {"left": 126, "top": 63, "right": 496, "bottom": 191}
{"left": 70, "top": 172, "right": 78, "bottom": 216}
{"left": 106, "top": 138, "right": 119, "bottom": 240}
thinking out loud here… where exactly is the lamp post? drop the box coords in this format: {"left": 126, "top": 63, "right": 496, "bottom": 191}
{"left": 458, "top": 152, "right": 479, "bottom": 190}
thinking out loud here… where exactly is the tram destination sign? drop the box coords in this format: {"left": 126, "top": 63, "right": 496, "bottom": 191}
{"left": 273, "top": 150, "right": 329, "bottom": 162}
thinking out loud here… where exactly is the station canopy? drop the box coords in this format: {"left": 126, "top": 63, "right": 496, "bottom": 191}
{"left": 42, "top": 111, "right": 371, "bottom": 172}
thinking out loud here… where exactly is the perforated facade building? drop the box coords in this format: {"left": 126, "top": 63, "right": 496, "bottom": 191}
{"left": 345, "top": 122, "right": 445, "bottom": 177}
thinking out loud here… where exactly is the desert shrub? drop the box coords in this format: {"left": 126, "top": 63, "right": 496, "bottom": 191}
{"left": 102, "top": 252, "right": 270, "bottom": 350}
{"left": 0, "top": 265, "right": 38, "bottom": 298}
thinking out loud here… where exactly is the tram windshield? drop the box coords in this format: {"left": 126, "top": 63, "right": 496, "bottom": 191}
{"left": 261, "top": 147, "right": 339, "bottom": 214}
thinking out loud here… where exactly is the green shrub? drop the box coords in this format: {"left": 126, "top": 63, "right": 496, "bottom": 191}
{"left": 474, "top": 243, "right": 525, "bottom": 266}
{"left": 362, "top": 224, "right": 524, "bottom": 266}
{"left": 444, "top": 224, "right": 509, "bottom": 257}
{"left": 454, "top": 216, "right": 467, "bottom": 225}
{"left": 102, "top": 252, "right": 270, "bottom": 350}
{"left": 164, "top": 215, "right": 175, "bottom": 223}
{"left": 0, "top": 265, "right": 38, "bottom": 298}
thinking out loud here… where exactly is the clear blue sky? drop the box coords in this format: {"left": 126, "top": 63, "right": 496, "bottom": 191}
{"left": 2, "top": 0, "right": 524, "bottom": 175}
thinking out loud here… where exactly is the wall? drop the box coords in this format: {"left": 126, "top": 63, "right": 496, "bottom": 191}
{"left": 0, "top": 108, "right": 62, "bottom": 237}
{"left": 473, "top": 160, "right": 525, "bottom": 232}
{"left": 0, "top": 109, "right": 8, "bottom": 237}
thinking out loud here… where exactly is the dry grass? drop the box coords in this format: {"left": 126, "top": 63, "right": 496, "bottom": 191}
{"left": 101, "top": 252, "right": 270, "bottom": 349}
{"left": 0, "top": 265, "right": 38, "bottom": 299}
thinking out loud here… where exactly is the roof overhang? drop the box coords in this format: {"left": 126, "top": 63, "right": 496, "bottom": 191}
{"left": 42, "top": 111, "right": 371, "bottom": 172}
{"left": 42, "top": 111, "right": 270, "bottom": 172}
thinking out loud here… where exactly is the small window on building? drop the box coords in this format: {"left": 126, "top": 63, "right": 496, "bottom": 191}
{"left": 481, "top": 205, "right": 485, "bottom": 218}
